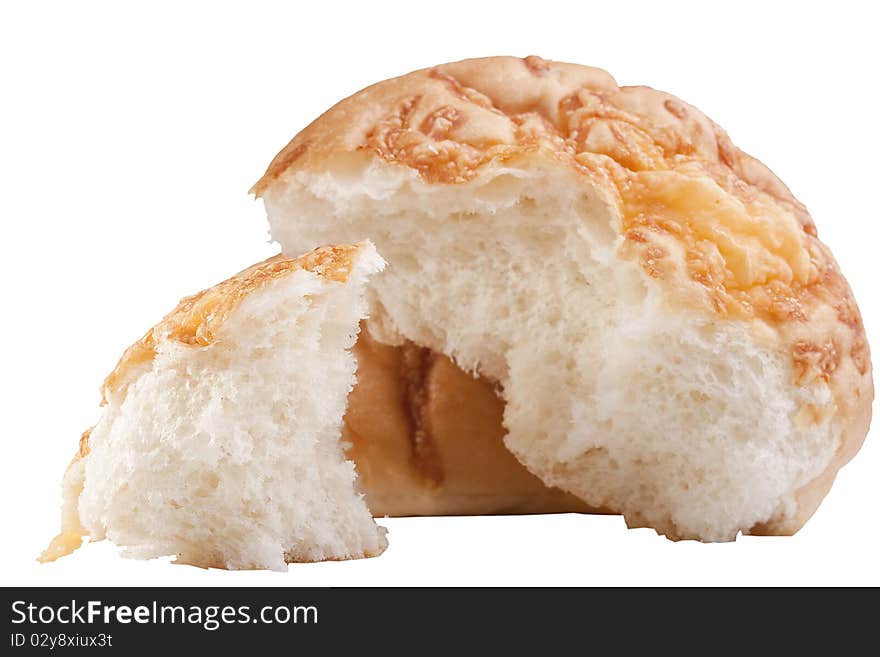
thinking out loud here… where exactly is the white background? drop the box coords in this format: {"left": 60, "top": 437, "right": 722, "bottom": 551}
{"left": 2, "top": 0, "right": 878, "bottom": 586}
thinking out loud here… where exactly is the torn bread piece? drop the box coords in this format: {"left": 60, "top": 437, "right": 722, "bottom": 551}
{"left": 42, "top": 243, "right": 386, "bottom": 570}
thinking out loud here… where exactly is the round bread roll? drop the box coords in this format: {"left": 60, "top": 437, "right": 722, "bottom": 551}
{"left": 255, "top": 56, "right": 873, "bottom": 541}
{"left": 42, "top": 243, "right": 388, "bottom": 570}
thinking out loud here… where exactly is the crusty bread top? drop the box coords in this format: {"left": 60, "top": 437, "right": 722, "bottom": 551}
{"left": 102, "top": 243, "right": 366, "bottom": 402}
{"left": 252, "top": 56, "right": 870, "bottom": 408}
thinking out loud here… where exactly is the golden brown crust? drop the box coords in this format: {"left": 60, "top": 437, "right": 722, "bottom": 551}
{"left": 254, "top": 56, "right": 872, "bottom": 533}
{"left": 344, "top": 327, "right": 595, "bottom": 516}
{"left": 102, "top": 244, "right": 363, "bottom": 402}
{"left": 77, "top": 427, "right": 92, "bottom": 458}
{"left": 397, "top": 343, "right": 445, "bottom": 485}
{"left": 39, "top": 441, "right": 89, "bottom": 563}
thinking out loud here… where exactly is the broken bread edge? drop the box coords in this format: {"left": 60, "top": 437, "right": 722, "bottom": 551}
{"left": 41, "top": 242, "right": 387, "bottom": 569}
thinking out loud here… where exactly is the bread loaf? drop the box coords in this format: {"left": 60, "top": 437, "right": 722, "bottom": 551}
{"left": 256, "top": 56, "right": 873, "bottom": 541}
